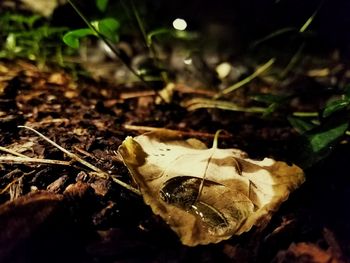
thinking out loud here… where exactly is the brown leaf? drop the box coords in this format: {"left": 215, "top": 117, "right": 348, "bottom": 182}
{"left": 0, "top": 191, "right": 63, "bottom": 261}
{"left": 273, "top": 242, "right": 342, "bottom": 263}
{"left": 118, "top": 130, "right": 305, "bottom": 246}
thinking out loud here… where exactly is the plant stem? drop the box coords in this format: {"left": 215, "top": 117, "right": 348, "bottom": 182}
{"left": 280, "top": 43, "right": 305, "bottom": 79}
{"left": 0, "top": 156, "right": 71, "bottom": 165}
{"left": 212, "top": 130, "right": 223, "bottom": 148}
{"left": 67, "top": 0, "right": 148, "bottom": 85}
{"left": 130, "top": 0, "right": 168, "bottom": 83}
{"left": 214, "top": 58, "right": 275, "bottom": 99}
{"left": 292, "top": 111, "right": 319, "bottom": 117}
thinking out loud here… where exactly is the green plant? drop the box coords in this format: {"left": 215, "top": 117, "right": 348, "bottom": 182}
{"left": 288, "top": 85, "right": 350, "bottom": 167}
{"left": 0, "top": 12, "right": 73, "bottom": 67}
{"left": 63, "top": 0, "right": 200, "bottom": 86}
{"left": 63, "top": 0, "right": 150, "bottom": 84}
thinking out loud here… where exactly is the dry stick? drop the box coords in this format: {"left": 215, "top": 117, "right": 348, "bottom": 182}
{"left": 184, "top": 98, "right": 267, "bottom": 113}
{"left": 0, "top": 146, "right": 28, "bottom": 158}
{"left": 0, "top": 156, "right": 71, "bottom": 165}
{"left": 18, "top": 126, "right": 140, "bottom": 195}
{"left": 18, "top": 126, "right": 106, "bottom": 174}
{"left": 123, "top": 124, "right": 232, "bottom": 138}
{"left": 0, "top": 151, "right": 70, "bottom": 195}
{"left": 0, "top": 177, "right": 22, "bottom": 195}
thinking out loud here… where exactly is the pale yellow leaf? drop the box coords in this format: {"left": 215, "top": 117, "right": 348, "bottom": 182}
{"left": 118, "top": 130, "right": 304, "bottom": 246}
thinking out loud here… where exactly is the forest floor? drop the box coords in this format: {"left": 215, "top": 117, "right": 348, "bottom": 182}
{"left": 0, "top": 59, "right": 349, "bottom": 263}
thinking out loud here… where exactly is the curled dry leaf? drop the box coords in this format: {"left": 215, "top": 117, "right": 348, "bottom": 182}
{"left": 118, "top": 130, "right": 304, "bottom": 246}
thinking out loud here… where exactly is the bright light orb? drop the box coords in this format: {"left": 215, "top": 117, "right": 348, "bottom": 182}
{"left": 183, "top": 57, "right": 192, "bottom": 65}
{"left": 216, "top": 62, "right": 232, "bottom": 79}
{"left": 172, "top": 18, "right": 187, "bottom": 31}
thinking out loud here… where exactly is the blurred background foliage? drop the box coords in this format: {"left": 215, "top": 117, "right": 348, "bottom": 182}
{"left": 1, "top": 0, "right": 350, "bottom": 168}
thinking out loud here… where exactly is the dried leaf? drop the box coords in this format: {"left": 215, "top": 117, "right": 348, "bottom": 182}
{"left": 273, "top": 242, "right": 340, "bottom": 263}
{"left": 0, "top": 191, "right": 64, "bottom": 261}
{"left": 118, "top": 130, "right": 304, "bottom": 246}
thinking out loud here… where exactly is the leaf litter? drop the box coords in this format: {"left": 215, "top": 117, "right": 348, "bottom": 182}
{"left": 1, "top": 60, "right": 349, "bottom": 261}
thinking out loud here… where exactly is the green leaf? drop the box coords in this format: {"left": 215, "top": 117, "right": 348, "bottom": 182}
{"left": 8, "top": 14, "right": 41, "bottom": 27}
{"left": 5, "top": 33, "right": 17, "bottom": 51}
{"left": 288, "top": 117, "right": 316, "bottom": 134}
{"left": 62, "top": 28, "right": 94, "bottom": 49}
{"left": 322, "top": 98, "right": 350, "bottom": 118}
{"left": 92, "top": 18, "right": 120, "bottom": 42}
{"left": 307, "top": 121, "right": 348, "bottom": 153}
{"left": 294, "top": 120, "right": 348, "bottom": 168}
{"left": 96, "top": 0, "right": 109, "bottom": 12}
{"left": 146, "top": 28, "right": 198, "bottom": 46}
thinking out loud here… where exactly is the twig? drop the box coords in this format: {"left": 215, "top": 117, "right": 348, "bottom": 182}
{"left": 0, "top": 177, "right": 22, "bottom": 195}
{"left": 184, "top": 98, "right": 267, "bottom": 113}
{"left": 174, "top": 84, "right": 216, "bottom": 96}
{"left": 73, "top": 146, "right": 96, "bottom": 159}
{"left": 119, "top": 84, "right": 215, "bottom": 100}
{"left": 120, "top": 90, "right": 156, "bottom": 100}
{"left": 123, "top": 124, "right": 232, "bottom": 138}
{"left": 0, "top": 156, "right": 71, "bottom": 165}
{"left": 0, "top": 146, "right": 28, "bottom": 158}
{"left": 18, "top": 125, "right": 140, "bottom": 195}
{"left": 19, "top": 126, "right": 106, "bottom": 175}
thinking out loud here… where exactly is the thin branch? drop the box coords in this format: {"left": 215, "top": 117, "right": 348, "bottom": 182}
{"left": 18, "top": 125, "right": 140, "bottom": 195}
{"left": 110, "top": 176, "right": 140, "bottom": 195}
{"left": 0, "top": 146, "right": 28, "bottom": 158}
{"left": 0, "top": 156, "right": 71, "bottom": 165}
{"left": 0, "top": 177, "right": 22, "bottom": 195}
{"left": 18, "top": 125, "right": 106, "bottom": 175}
{"left": 184, "top": 98, "right": 267, "bottom": 113}
{"left": 123, "top": 124, "right": 232, "bottom": 138}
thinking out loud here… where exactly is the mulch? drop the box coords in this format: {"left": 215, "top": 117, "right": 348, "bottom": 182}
{"left": 0, "top": 60, "right": 349, "bottom": 262}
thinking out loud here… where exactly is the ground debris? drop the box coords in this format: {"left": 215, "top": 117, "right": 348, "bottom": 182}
{"left": 0, "top": 59, "right": 349, "bottom": 262}
{"left": 272, "top": 242, "right": 345, "bottom": 263}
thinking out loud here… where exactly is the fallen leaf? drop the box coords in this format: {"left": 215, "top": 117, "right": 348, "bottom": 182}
{"left": 273, "top": 242, "right": 341, "bottom": 263}
{"left": 118, "top": 130, "right": 304, "bottom": 246}
{"left": 0, "top": 191, "right": 63, "bottom": 261}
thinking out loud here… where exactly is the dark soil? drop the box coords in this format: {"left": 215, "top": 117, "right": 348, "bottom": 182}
{"left": 0, "top": 60, "right": 349, "bottom": 263}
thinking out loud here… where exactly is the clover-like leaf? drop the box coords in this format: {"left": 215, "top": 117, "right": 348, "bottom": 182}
{"left": 118, "top": 130, "right": 304, "bottom": 246}
{"left": 92, "top": 18, "right": 120, "bottom": 43}
{"left": 63, "top": 28, "right": 95, "bottom": 49}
